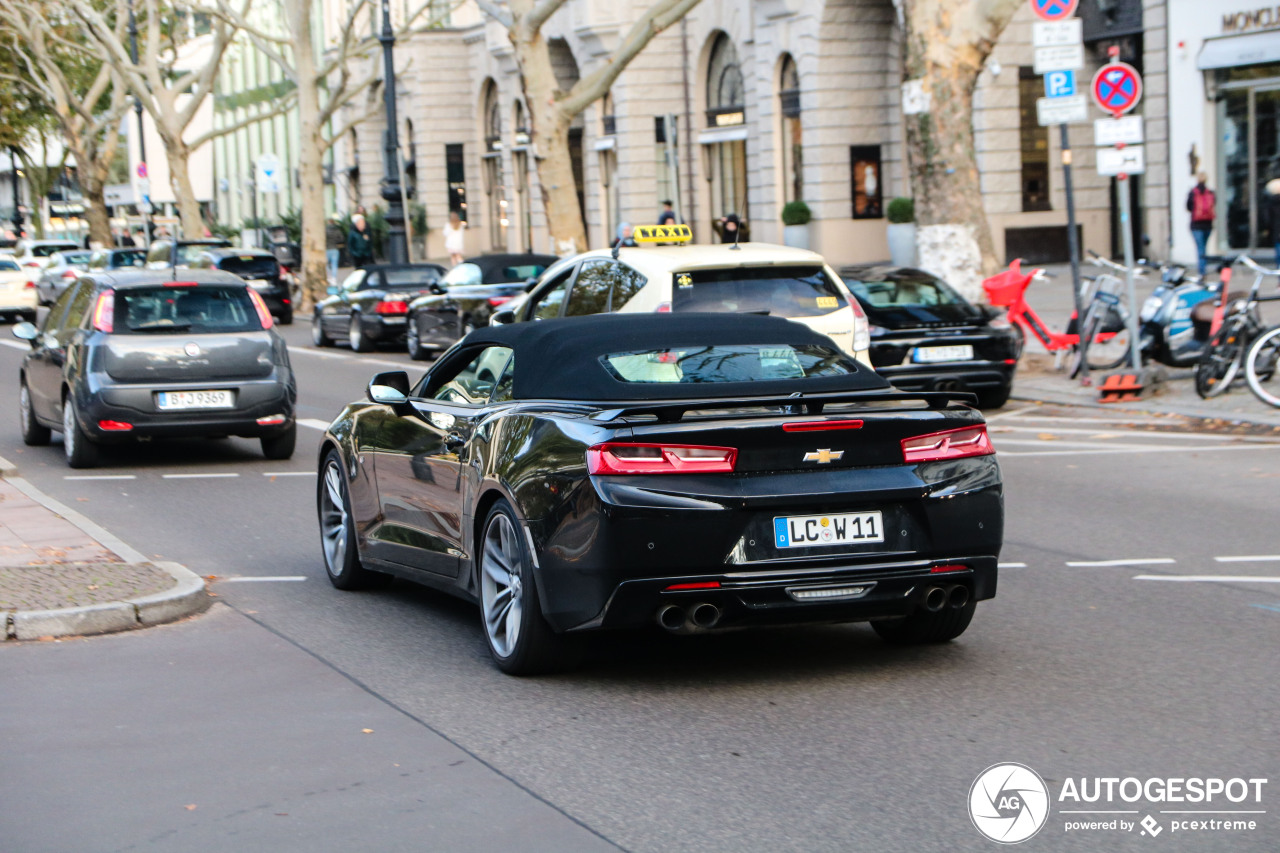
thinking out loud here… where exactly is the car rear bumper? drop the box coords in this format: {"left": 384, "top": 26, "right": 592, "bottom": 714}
{"left": 76, "top": 375, "right": 296, "bottom": 441}
{"left": 877, "top": 361, "right": 1015, "bottom": 392}
{"left": 360, "top": 313, "right": 409, "bottom": 341}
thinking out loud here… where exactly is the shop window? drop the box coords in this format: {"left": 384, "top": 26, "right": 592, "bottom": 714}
{"left": 1018, "top": 68, "right": 1051, "bottom": 212}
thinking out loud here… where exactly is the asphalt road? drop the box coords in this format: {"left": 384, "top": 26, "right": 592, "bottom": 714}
{"left": 1, "top": 321, "right": 1278, "bottom": 852}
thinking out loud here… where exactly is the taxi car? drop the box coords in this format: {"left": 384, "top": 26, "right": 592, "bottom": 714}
{"left": 0, "top": 256, "right": 39, "bottom": 322}
{"left": 492, "top": 226, "right": 870, "bottom": 362}
{"left": 317, "top": 313, "right": 1001, "bottom": 674}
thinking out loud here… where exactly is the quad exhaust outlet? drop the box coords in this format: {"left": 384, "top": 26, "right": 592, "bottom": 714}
{"left": 655, "top": 602, "right": 722, "bottom": 632}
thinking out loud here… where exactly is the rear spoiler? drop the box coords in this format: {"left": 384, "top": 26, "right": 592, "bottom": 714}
{"left": 587, "top": 389, "right": 978, "bottom": 424}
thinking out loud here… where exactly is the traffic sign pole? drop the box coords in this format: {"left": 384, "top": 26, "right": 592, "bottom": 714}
{"left": 1060, "top": 124, "right": 1087, "bottom": 381}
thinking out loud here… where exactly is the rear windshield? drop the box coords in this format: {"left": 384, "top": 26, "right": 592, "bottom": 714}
{"left": 601, "top": 344, "right": 856, "bottom": 384}
{"left": 0, "top": 260, "right": 18, "bottom": 271}
{"left": 844, "top": 271, "right": 966, "bottom": 308}
{"left": 671, "top": 266, "right": 846, "bottom": 318}
{"left": 110, "top": 250, "right": 147, "bottom": 268}
{"left": 58, "top": 252, "right": 92, "bottom": 266}
{"left": 383, "top": 268, "right": 443, "bottom": 288}
{"left": 34, "top": 244, "right": 79, "bottom": 257}
{"left": 113, "top": 286, "right": 262, "bottom": 335}
{"left": 219, "top": 256, "right": 278, "bottom": 278}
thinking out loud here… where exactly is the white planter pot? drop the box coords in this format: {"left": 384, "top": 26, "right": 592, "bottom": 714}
{"left": 782, "top": 224, "right": 810, "bottom": 250}
{"left": 886, "top": 222, "right": 917, "bottom": 267}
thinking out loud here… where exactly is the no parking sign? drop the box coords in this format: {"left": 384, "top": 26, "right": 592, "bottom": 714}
{"left": 1029, "top": 0, "right": 1079, "bottom": 21}
{"left": 1091, "top": 62, "right": 1143, "bottom": 117}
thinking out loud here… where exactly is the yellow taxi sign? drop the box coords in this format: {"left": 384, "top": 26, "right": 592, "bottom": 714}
{"left": 633, "top": 224, "right": 692, "bottom": 244}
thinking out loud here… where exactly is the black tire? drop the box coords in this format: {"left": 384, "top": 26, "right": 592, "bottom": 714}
{"left": 260, "top": 423, "right": 297, "bottom": 460}
{"left": 976, "top": 383, "right": 1012, "bottom": 410}
{"left": 277, "top": 307, "right": 293, "bottom": 326}
{"left": 22, "top": 311, "right": 36, "bottom": 324}
{"left": 478, "top": 499, "right": 578, "bottom": 675}
{"left": 311, "top": 311, "right": 332, "bottom": 347}
{"left": 1009, "top": 322, "right": 1025, "bottom": 360}
{"left": 317, "top": 450, "right": 390, "bottom": 591}
{"left": 871, "top": 592, "right": 976, "bottom": 644}
{"left": 1195, "top": 320, "right": 1246, "bottom": 399}
{"left": 407, "top": 314, "right": 428, "bottom": 361}
{"left": 19, "top": 379, "right": 50, "bottom": 446}
{"left": 348, "top": 314, "right": 372, "bottom": 353}
{"left": 1245, "top": 325, "right": 1280, "bottom": 409}
{"left": 61, "top": 395, "right": 99, "bottom": 469}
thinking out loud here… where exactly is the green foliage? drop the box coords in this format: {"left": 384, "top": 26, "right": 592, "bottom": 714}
{"left": 241, "top": 216, "right": 270, "bottom": 231}
{"left": 887, "top": 197, "right": 915, "bottom": 224}
{"left": 780, "top": 200, "right": 811, "bottom": 227}
{"left": 409, "top": 202, "right": 428, "bottom": 236}
{"left": 209, "top": 222, "right": 241, "bottom": 242}
{"left": 368, "top": 205, "right": 390, "bottom": 259}
{"left": 278, "top": 206, "right": 302, "bottom": 244}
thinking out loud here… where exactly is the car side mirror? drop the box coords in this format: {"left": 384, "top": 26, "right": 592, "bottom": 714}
{"left": 492, "top": 309, "right": 516, "bottom": 325}
{"left": 367, "top": 370, "right": 411, "bottom": 405}
{"left": 12, "top": 321, "right": 38, "bottom": 344}
{"left": 524, "top": 276, "right": 538, "bottom": 290}
{"left": 430, "top": 282, "right": 445, "bottom": 295}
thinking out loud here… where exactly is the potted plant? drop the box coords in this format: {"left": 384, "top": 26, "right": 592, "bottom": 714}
{"left": 781, "top": 200, "right": 812, "bottom": 250}
{"left": 886, "top": 197, "right": 916, "bottom": 267}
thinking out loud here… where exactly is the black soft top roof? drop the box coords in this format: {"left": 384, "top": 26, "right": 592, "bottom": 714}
{"left": 462, "top": 313, "right": 889, "bottom": 401}
{"left": 464, "top": 253, "right": 560, "bottom": 283}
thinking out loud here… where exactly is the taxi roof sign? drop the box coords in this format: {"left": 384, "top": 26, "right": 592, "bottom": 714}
{"left": 633, "top": 224, "right": 692, "bottom": 244}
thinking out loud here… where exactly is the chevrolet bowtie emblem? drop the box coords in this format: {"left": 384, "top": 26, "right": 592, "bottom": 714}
{"left": 803, "top": 448, "right": 844, "bottom": 464}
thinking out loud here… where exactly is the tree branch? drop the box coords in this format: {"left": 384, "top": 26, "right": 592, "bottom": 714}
{"left": 474, "top": 0, "right": 514, "bottom": 29}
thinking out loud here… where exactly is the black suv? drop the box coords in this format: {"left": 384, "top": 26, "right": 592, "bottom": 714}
{"left": 194, "top": 247, "right": 292, "bottom": 325}
{"left": 13, "top": 269, "right": 296, "bottom": 468}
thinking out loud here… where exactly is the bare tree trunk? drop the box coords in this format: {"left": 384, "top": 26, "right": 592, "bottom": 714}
{"left": 513, "top": 27, "right": 584, "bottom": 255}
{"left": 158, "top": 136, "right": 204, "bottom": 238}
{"left": 899, "top": 0, "right": 1020, "bottom": 301}
{"left": 81, "top": 176, "right": 111, "bottom": 246}
{"left": 291, "top": 0, "right": 327, "bottom": 313}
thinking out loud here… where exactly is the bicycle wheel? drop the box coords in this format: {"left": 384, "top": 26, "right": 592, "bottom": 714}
{"left": 1086, "top": 325, "right": 1132, "bottom": 370}
{"left": 1245, "top": 325, "right": 1280, "bottom": 408}
{"left": 1068, "top": 311, "right": 1099, "bottom": 378}
{"left": 1194, "top": 319, "right": 1246, "bottom": 399}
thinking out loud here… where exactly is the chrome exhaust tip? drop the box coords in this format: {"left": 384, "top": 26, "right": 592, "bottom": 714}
{"left": 923, "top": 587, "right": 948, "bottom": 613}
{"left": 948, "top": 585, "right": 970, "bottom": 610}
{"left": 657, "top": 604, "right": 685, "bottom": 631}
{"left": 690, "top": 603, "right": 721, "bottom": 630}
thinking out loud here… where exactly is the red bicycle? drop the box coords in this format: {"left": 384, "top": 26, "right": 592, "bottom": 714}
{"left": 983, "top": 259, "right": 1131, "bottom": 375}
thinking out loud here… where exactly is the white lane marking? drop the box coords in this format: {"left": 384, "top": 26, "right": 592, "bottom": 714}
{"left": 992, "top": 425, "right": 1268, "bottom": 443}
{"left": 220, "top": 576, "right": 308, "bottom": 583}
{"left": 288, "top": 346, "right": 414, "bottom": 371}
{"left": 999, "top": 414, "right": 1170, "bottom": 425}
{"left": 1067, "top": 558, "right": 1175, "bottom": 567}
{"left": 0, "top": 339, "right": 29, "bottom": 351}
{"left": 161, "top": 472, "right": 240, "bottom": 479}
{"left": 999, "top": 445, "right": 1280, "bottom": 458}
{"left": 993, "top": 438, "right": 1177, "bottom": 451}
{"left": 298, "top": 418, "right": 331, "bottom": 431}
{"left": 1215, "top": 555, "right": 1280, "bottom": 563}
{"left": 65, "top": 474, "right": 137, "bottom": 481}
{"left": 1134, "top": 575, "right": 1280, "bottom": 584}
{"left": 998, "top": 562, "right": 1027, "bottom": 568}
{"left": 262, "top": 471, "right": 316, "bottom": 477}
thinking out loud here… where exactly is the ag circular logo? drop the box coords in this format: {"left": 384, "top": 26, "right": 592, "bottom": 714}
{"left": 969, "top": 763, "right": 1050, "bottom": 844}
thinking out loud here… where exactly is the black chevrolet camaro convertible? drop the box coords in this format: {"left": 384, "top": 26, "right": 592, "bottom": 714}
{"left": 317, "top": 313, "right": 1003, "bottom": 674}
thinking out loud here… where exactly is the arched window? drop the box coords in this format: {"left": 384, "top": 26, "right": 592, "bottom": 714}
{"left": 707, "top": 33, "right": 745, "bottom": 119}
{"left": 480, "top": 81, "right": 506, "bottom": 250}
{"left": 704, "top": 33, "right": 748, "bottom": 234}
{"left": 778, "top": 54, "right": 802, "bottom": 204}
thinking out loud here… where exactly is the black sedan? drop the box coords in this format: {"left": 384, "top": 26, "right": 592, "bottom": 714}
{"left": 194, "top": 247, "right": 293, "bottom": 325}
{"left": 15, "top": 269, "right": 296, "bottom": 468}
{"left": 317, "top": 313, "right": 1003, "bottom": 674}
{"left": 840, "top": 265, "right": 1020, "bottom": 408}
{"left": 312, "top": 263, "right": 446, "bottom": 352}
{"left": 405, "top": 252, "right": 558, "bottom": 360}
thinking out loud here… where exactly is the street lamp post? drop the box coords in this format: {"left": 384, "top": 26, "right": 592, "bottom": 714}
{"left": 9, "top": 147, "right": 22, "bottom": 237}
{"left": 378, "top": 0, "right": 408, "bottom": 265}
{"left": 127, "top": 0, "right": 150, "bottom": 246}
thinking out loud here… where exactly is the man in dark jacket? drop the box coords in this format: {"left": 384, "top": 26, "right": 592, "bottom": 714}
{"left": 348, "top": 213, "right": 373, "bottom": 267}
{"left": 1187, "top": 172, "right": 1215, "bottom": 276}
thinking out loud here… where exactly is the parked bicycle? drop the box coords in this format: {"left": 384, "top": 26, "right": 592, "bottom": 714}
{"left": 1240, "top": 258, "right": 1280, "bottom": 408}
{"left": 982, "top": 258, "right": 1130, "bottom": 377}
{"left": 1194, "top": 256, "right": 1273, "bottom": 399}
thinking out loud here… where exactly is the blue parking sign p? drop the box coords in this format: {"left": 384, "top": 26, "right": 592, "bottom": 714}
{"left": 1044, "top": 70, "right": 1076, "bottom": 98}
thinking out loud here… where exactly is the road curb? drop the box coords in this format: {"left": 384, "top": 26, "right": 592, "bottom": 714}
{"left": 0, "top": 455, "right": 211, "bottom": 641}
{"left": 1010, "top": 386, "right": 1280, "bottom": 427}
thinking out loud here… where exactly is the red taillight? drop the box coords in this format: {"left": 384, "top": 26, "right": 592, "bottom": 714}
{"left": 487, "top": 296, "right": 512, "bottom": 307}
{"left": 22, "top": 261, "right": 39, "bottom": 268}
{"left": 664, "top": 581, "right": 722, "bottom": 591}
{"left": 246, "top": 288, "right": 274, "bottom": 329}
{"left": 901, "top": 425, "right": 994, "bottom": 463}
{"left": 92, "top": 290, "right": 114, "bottom": 332}
{"left": 97, "top": 420, "right": 132, "bottom": 431}
{"left": 375, "top": 300, "right": 409, "bottom": 315}
{"left": 655, "top": 302, "right": 671, "bottom": 313}
{"left": 61, "top": 270, "right": 78, "bottom": 279}
{"left": 24, "top": 280, "right": 36, "bottom": 288}
{"left": 586, "top": 443, "right": 737, "bottom": 475}
{"left": 282, "top": 298, "right": 291, "bottom": 304}
{"left": 783, "top": 419, "right": 864, "bottom": 432}
{"left": 930, "top": 564, "right": 969, "bottom": 574}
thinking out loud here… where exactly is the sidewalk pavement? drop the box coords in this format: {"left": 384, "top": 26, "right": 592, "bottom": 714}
{"left": 1005, "top": 262, "right": 1280, "bottom": 429}
{"left": 0, "top": 455, "right": 208, "bottom": 641}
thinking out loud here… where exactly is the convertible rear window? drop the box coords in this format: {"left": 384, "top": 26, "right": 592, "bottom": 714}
{"left": 383, "top": 268, "right": 443, "bottom": 288}
{"left": 601, "top": 344, "right": 856, "bottom": 384}
{"left": 671, "top": 266, "right": 846, "bottom": 318}
{"left": 113, "top": 286, "right": 261, "bottom": 334}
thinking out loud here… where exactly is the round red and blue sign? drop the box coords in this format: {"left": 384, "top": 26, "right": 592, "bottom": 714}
{"left": 1029, "top": 0, "right": 1078, "bottom": 22}
{"left": 1090, "top": 62, "right": 1143, "bottom": 117}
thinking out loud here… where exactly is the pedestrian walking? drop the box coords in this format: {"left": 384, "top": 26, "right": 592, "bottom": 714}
{"left": 1187, "top": 172, "right": 1215, "bottom": 276}
{"left": 658, "top": 200, "right": 676, "bottom": 225}
{"left": 324, "top": 215, "right": 345, "bottom": 282}
{"left": 443, "top": 210, "right": 466, "bottom": 267}
{"left": 119, "top": 229, "right": 136, "bottom": 248}
{"left": 348, "top": 214, "right": 374, "bottom": 268}
{"left": 717, "top": 212, "right": 745, "bottom": 244}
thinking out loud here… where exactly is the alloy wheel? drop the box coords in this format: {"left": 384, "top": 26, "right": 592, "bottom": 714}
{"left": 480, "top": 512, "right": 524, "bottom": 658}
{"left": 320, "top": 460, "right": 349, "bottom": 574}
